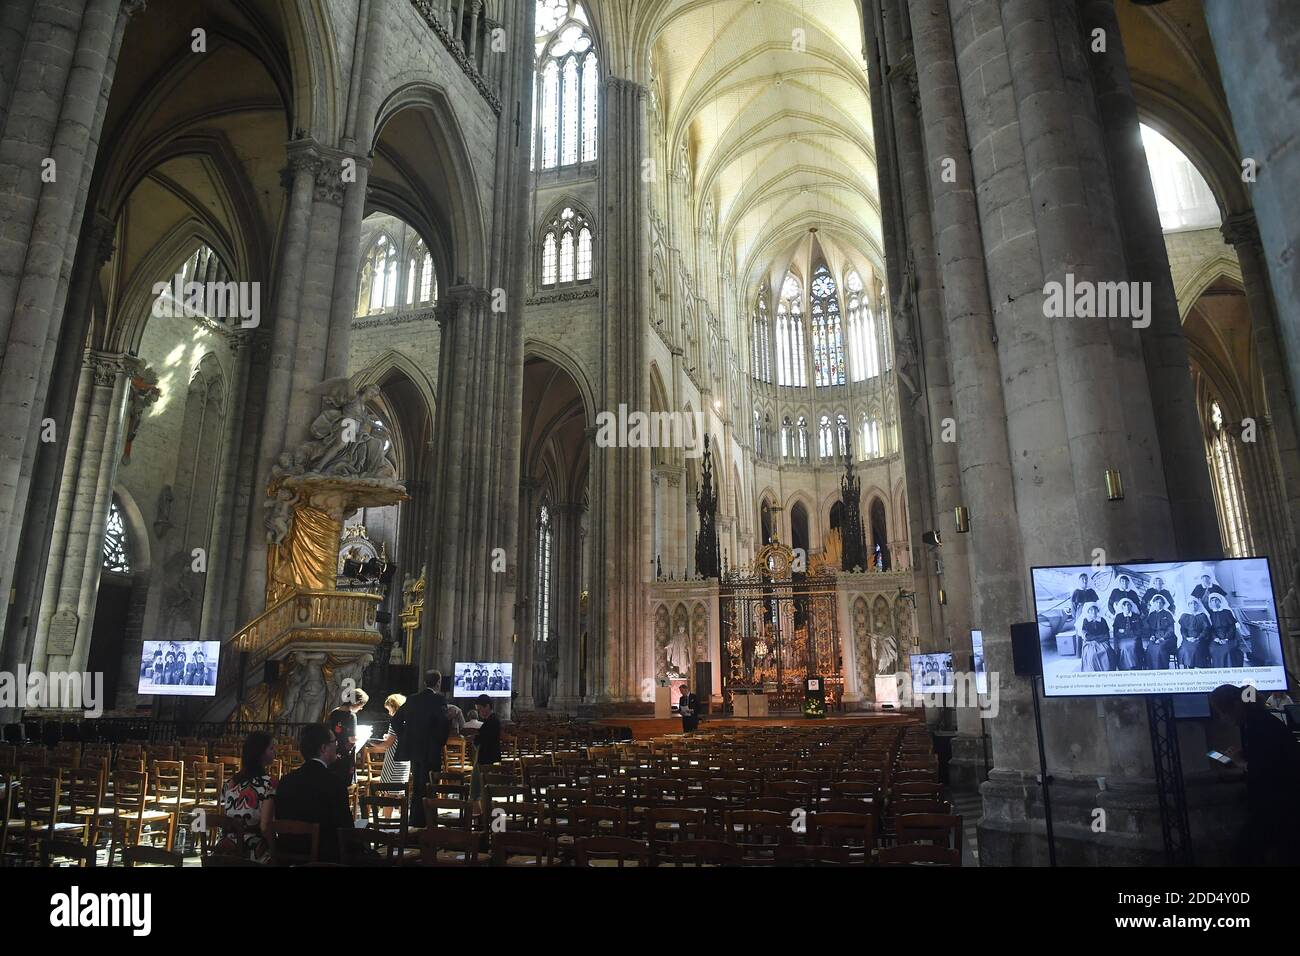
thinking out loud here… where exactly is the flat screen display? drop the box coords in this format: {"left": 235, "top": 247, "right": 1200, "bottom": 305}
{"left": 1031, "top": 558, "right": 1287, "bottom": 698}
{"left": 910, "top": 652, "right": 954, "bottom": 695}
{"left": 453, "top": 662, "right": 513, "bottom": 698}
{"left": 138, "top": 640, "right": 220, "bottom": 697}
{"left": 971, "top": 630, "right": 988, "bottom": 695}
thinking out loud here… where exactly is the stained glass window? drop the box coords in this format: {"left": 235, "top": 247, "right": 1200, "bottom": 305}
{"left": 358, "top": 234, "right": 399, "bottom": 315}
{"left": 103, "top": 497, "right": 130, "bottom": 573}
{"left": 837, "top": 414, "right": 850, "bottom": 457}
{"left": 811, "top": 266, "right": 846, "bottom": 387}
{"left": 796, "top": 416, "right": 809, "bottom": 462}
{"left": 819, "top": 415, "right": 834, "bottom": 459}
{"left": 540, "top": 206, "right": 593, "bottom": 286}
{"left": 846, "top": 270, "right": 877, "bottom": 381}
{"left": 533, "top": 2, "right": 598, "bottom": 172}
{"left": 777, "top": 274, "right": 806, "bottom": 387}
{"left": 752, "top": 287, "right": 771, "bottom": 383}
{"left": 536, "top": 503, "right": 552, "bottom": 641}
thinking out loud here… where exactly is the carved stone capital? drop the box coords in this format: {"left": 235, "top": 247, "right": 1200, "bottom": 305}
{"left": 313, "top": 158, "right": 348, "bottom": 206}
{"left": 85, "top": 349, "right": 136, "bottom": 386}
{"left": 1221, "top": 211, "right": 1261, "bottom": 252}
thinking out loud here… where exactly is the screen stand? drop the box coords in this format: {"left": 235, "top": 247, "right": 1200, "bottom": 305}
{"left": 1147, "top": 695, "right": 1194, "bottom": 865}
{"left": 1030, "top": 674, "right": 1056, "bottom": 866}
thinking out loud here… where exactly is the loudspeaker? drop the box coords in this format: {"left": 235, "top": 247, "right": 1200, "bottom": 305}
{"left": 263, "top": 660, "right": 281, "bottom": 684}
{"left": 1010, "top": 622, "right": 1042, "bottom": 676}
{"left": 388, "top": 664, "right": 418, "bottom": 696}
{"left": 694, "top": 661, "right": 712, "bottom": 716}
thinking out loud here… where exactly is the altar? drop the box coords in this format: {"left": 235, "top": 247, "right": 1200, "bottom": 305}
{"left": 730, "top": 688, "right": 768, "bottom": 718}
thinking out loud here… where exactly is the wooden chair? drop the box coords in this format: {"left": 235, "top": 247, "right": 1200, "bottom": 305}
{"left": 876, "top": 843, "right": 960, "bottom": 866}
{"left": 268, "top": 819, "right": 320, "bottom": 866}
{"left": 418, "top": 826, "right": 489, "bottom": 866}
{"left": 40, "top": 832, "right": 98, "bottom": 867}
{"left": 197, "top": 811, "right": 248, "bottom": 860}
{"left": 424, "top": 793, "right": 473, "bottom": 829}
{"left": 725, "top": 809, "right": 795, "bottom": 865}
{"left": 571, "top": 804, "right": 628, "bottom": 838}
{"left": 748, "top": 796, "right": 801, "bottom": 814}
{"left": 774, "top": 844, "right": 852, "bottom": 866}
{"left": 338, "top": 826, "right": 406, "bottom": 866}
{"left": 491, "top": 830, "right": 556, "bottom": 866}
{"left": 60, "top": 767, "right": 105, "bottom": 850}
{"left": 896, "top": 813, "right": 962, "bottom": 850}
{"left": 810, "top": 811, "right": 876, "bottom": 864}
{"left": 892, "top": 781, "right": 942, "bottom": 801}
{"left": 574, "top": 835, "right": 651, "bottom": 867}
{"left": 189, "top": 761, "right": 225, "bottom": 812}
{"left": 443, "top": 738, "right": 469, "bottom": 772}
{"left": 644, "top": 806, "right": 708, "bottom": 864}
{"left": 108, "top": 770, "right": 175, "bottom": 861}
{"left": 12, "top": 771, "right": 61, "bottom": 864}
{"left": 122, "top": 843, "right": 184, "bottom": 867}
{"left": 150, "top": 760, "right": 195, "bottom": 846}
{"left": 666, "top": 839, "right": 742, "bottom": 867}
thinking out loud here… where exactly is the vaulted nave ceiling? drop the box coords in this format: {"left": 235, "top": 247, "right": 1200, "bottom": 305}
{"left": 638, "top": 0, "right": 881, "bottom": 284}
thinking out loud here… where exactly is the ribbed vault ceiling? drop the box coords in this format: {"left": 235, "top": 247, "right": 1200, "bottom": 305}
{"left": 641, "top": 0, "right": 880, "bottom": 284}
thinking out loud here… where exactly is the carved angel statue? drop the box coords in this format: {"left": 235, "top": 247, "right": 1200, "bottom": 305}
{"left": 297, "top": 378, "right": 398, "bottom": 480}
{"left": 871, "top": 632, "right": 899, "bottom": 675}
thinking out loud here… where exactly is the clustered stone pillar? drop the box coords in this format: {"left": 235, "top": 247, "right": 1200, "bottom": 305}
{"left": 0, "top": 0, "right": 142, "bottom": 666}
{"left": 587, "top": 75, "right": 651, "bottom": 703}
{"left": 1203, "top": 1, "right": 1300, "bottom": 444}
{"left": 1220, "top": 212, "right": 1300, "bottom": 560}
{"left": 31, "top": 351, "right": 134, "bottom": 674}
{"left": 865, "top": 0, "right": 1231, "bottom": 862}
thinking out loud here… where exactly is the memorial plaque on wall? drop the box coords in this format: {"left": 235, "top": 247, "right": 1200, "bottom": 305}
{"left": 47, "top": 609, "right": 79, "bottom": 655}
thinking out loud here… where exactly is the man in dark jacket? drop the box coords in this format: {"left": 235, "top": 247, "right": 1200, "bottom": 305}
{"left": 1209, "top": 683, "right": 1300, "bottom": 865}
{"left": 273, "top": 723, "right": 352, "bottom": 863}
{"left": 471, "top": 693, "right": 501, "bottom": 819}
{"left": 390, "top": 670, "right": 449, "bottom": 827}
{"left": 679, "top": 684, "right": 700, "bottom": 733}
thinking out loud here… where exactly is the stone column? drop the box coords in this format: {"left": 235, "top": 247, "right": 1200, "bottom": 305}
{"left": 199, "top": 330, "right": 255, "bottom": 642}
{"left": 1203, "top": 2, "right": 1300, "bottom": 427}
{"left": 589, "top": 75, "right": 650, "bottom": 702}
{"left": 239, "top": 146, "right": 321, "bottom": 620}
{"left": 1, "top": 213, "right": 113, "bottom": 695}
{"left": 1221, "top": 211, "right": 1300, "bottom": 559}
{"left": 326, "top": 0, "right": 385, "bottom": 381}
{"left": 31, "top": 350, "right": 133, "bottom": 674}
{"left": 1081, "top": 0, "right": 1224, "bottom": 558}
{"left": 0, "top": 0, "right": 140, "bottom": 642}
{"left": 869, "top": 0, "right": 976, "bottom": 757}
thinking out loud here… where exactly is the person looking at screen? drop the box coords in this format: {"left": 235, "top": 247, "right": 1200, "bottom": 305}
{"left": 1207, "top": 595, "right": 1243, "bottom": 667}
{"left": 1209, "top": 683, "right": 1300, "bottom": 865}
{"left": 444, "top": 700, "right": 466, "bottom": 737}
{"left": 1113, "top": 598, "right": 1146, "bottom": 671}
{"left": 463, "top": 707, "right": 483, "bottom": 731}
{"left": 1143, "top": 577, "right": 1175, "bottom": 615}
{"left": 273, "top": 723, "right": 351, "bottom": 863}
{"left": 1192, "top": 573, "right": 1228, "bottom": 608}
{"left": 219, "top": 730, "right": 278, "bottom": 862}
{"left": 1080, "top": 605, "right": 1113, "bottom": 672}
{"left": 1144, "top": 594, "right": 1176, "bottom": 670}
{"left": 1107, "top": 575, "right": 1141, "bottom": 615}
{"left": 1178, "top": 596, "right": 1212, "bottom": 669}
{"left": 471, "top": 694, "right": 501, "bottom": 820}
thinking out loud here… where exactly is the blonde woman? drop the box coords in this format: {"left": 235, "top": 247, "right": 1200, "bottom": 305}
{"left": 361, "top": 693, "right": 412, "bottom": 819}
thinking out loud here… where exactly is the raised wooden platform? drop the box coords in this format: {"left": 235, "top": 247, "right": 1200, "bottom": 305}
{"left": 594, "top": 712, "right": 919, "bottom": 740}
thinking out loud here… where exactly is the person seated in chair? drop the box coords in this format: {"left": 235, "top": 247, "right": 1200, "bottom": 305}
{"left": 272, "top": 723, "right": 352, "bottom": 864}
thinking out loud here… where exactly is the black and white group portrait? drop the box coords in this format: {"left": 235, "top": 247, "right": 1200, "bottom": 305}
{"left": 138, "top": 639, "right": 220, "bottom": 697}
{"left": 1033, "top": 559, "right": 1287, "bottom": 697}
{"left": 453, "top": 662, "right": 513, "bottom": 698}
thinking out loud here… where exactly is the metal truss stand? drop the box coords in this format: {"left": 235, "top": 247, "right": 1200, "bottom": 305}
{"left": 1147, "top": 695, "right": 1194, "bottom": 865}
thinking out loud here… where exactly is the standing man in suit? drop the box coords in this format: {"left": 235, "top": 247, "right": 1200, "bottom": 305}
{"left": 390, "top": 669, "right": 449, "bottom": 827}
{"left": 273, "top": 723, "right": 352, "bottom": 863}
{"left": 678, "top": 684, "right": 699, "bottom": 734}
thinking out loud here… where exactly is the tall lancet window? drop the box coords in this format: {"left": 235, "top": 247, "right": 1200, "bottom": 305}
{"left": 836, "top": 414, "right": 850, "bottom": 457}
{"left": 357, "top": 234, "right": 399, "bottom": 315}
{"left": 818, "top": 415, "right": 834, "bottom": 459}
{"left": 796, "top": 415, "right": 809, "bottom": 462}
{"left": 535, "top": 502, "right": 553, "bottom": 642}
{"left": 810, "top": 266, "right": 846, "bottom": 387}
{"left": 777, "top": 273, "right": 806, "bottom": 387}
{"left": 533, "top": 1, "right": 598, "bottom": 171}
{"left": 1208, "top": 401, "right": 1252, "bottom": 556}
{"left": 540, "top": 206, "right": 594, "bottom": 287}
{"left": 846, "top": 270, "right": 877, "bottom": 381}
{"left": 752, "top": 287, "right": 772, "bottom": 383}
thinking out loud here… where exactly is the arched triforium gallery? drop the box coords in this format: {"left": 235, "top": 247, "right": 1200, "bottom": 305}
{"left": 0, "top": 0, "right": 1297, "bottom": 865}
